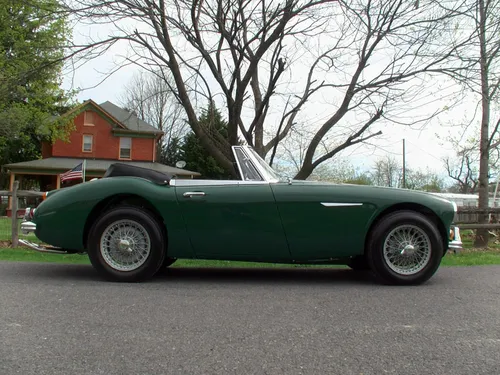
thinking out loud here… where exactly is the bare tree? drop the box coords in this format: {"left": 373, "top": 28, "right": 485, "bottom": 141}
{"left": 444, "top": 154, "right": 479, "bottom": 194}
{"left": 438, "top": 0, "right": 499, "bottom": 246}
{"left": 62, "top": 0, "right": 469, "bottom": 178}
{"left": 474, "top": 0, "right": 499, "bottom": 246}
{"left": 443, "top": 135, "right": 479, "bottom": 193}
{"left": 119, "top": 70, "right": 188, "bottom": 160}
{"left": 372, "top": 156, "right": 402, "bottom": 188}
{"left": 404, "top": 169, "right": 445, "bottom": 192}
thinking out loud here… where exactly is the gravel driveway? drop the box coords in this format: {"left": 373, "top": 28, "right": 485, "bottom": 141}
{"left": 0, "top": 262, "right": 499, "bottom": 375}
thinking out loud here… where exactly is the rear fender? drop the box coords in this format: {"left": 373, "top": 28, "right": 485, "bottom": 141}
{"left": 32, "top": 177, "right": 192, "bottom": 255}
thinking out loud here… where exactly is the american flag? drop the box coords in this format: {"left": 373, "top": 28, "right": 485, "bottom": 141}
{"left": 60, "top": 162, "right": 84, "bottom": 182}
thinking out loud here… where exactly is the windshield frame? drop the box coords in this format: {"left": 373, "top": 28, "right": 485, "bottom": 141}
{"left": 232, "top": 146, "right": 281, "bottom": 183}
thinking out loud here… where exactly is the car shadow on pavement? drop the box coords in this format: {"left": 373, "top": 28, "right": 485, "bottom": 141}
{"left": 155, "top": 266, "right": 377, "bottom": 286}
{"left": 7, "top": 262, "right": 377, "bottom": 286}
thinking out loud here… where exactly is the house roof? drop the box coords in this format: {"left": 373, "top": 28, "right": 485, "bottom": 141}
{"left": 3, "top": 157, "right": 200, "bottom": 177}
{"left": 55, "top": 99, "right": 163, "bottom": 136}
{"left": 98, "top": 101, "right": 163, "bottom": 135}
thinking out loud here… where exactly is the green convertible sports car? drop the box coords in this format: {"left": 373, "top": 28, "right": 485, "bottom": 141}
{"left": 20, "top": 145, "right": 462, "bottom": 285}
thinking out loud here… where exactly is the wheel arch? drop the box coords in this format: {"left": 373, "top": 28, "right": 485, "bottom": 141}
{"left": 82, "top": 193, "right": 168, "bottom": 249}
{"left": 364, "top": 203, "right": 448, "bottom": 254}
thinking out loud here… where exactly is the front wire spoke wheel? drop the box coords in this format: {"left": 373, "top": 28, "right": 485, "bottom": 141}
{"left": 383, "top": 224, "right": 431, "bottom": 275}
{"left": 367, "top": 211, "right": 444, "bottom": 285}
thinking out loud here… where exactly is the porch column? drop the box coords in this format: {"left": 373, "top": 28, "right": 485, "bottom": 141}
{"left": 56, "top": 174, "right": 61, "bottom": 189}
{"left": 8, "top": 173, "right": 15, "bottom": 209}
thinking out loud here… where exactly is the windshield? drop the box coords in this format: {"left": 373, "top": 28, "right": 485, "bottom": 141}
{"left": 246, "top": 147, "right": 281, "bottom": 182}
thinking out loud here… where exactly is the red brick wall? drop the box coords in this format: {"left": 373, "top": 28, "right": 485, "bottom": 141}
{"left": 50, "top": 110, "right": 155, "bottom": 161}
{"left": 41, "top": 141, "right": 52, "bottom": 158}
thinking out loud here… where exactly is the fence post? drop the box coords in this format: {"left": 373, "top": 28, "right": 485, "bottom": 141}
{"left": 11, "top": 180, "right": 19, "bottom": 248}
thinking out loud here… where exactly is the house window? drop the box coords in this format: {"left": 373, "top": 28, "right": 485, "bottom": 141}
{"left": 119, "top": 137, "right": 131, "bottom": 159}
{"left": 84, "top": 111, "right": 94, "bottom": 126}
{"left": 83, "top": 134, "right": 93, "bottom": 152}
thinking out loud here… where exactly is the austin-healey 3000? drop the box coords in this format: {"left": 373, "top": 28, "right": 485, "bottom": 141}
{"left": 20, "top": 145, "right": 462, "bottom": 285}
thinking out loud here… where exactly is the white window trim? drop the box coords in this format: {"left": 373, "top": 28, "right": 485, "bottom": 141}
{"left": 83, "top": 134, "right": 93, "bottom": 152}
{"left": 119, "top": 137, "right": 132, "bottom": 159}
{"left": 83, "top": 111, "right": 95, "bottom": 126}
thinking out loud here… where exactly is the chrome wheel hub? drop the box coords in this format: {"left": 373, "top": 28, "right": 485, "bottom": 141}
{"left": 100, "top": 219, "right": 151, "bottom": 272}
{"left": 383, "top": 225, "right": 432, "bottom": 275}
{"left": 400, "top": 244, "right": 415, "bottom": 256}
{"left": 118, "top": 239, "right": 132, "bottom": 253}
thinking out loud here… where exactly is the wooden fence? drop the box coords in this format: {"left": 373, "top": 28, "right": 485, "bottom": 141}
{"left": 1, "top": 182, "right": 44, "bottom": 247}
{"left": 455, "top": 207, "right": 500, "bottom": 229}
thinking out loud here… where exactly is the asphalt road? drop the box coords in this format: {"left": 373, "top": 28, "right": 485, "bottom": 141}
{"left": 0, "top": 262, "right": 499, "bottom": 375}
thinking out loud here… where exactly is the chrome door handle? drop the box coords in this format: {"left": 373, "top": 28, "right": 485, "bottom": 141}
{"left": 183, "top": 191, "right": 206, "bottom": 198}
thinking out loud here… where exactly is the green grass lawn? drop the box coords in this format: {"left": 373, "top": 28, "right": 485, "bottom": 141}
{"left": 1, "top": 247, "right": 499, "bottom": 267}
{"left": 0, "top": 248, "right": 90, "bottom": 264}
{"left": 1, "top": 219, "right": 499, "bottom": 267}
{"left": 0, "top": 216, "right": 16, "bottom": 241}
{"left": 0, "top": 217, "right": 39, "bottom": 242}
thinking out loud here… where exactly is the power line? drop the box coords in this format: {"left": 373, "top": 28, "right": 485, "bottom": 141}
{"left": 404, "top": 139, "right": 449, "bottom": 162}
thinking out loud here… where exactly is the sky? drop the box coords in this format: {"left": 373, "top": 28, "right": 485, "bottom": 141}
{"left": 60, "top": 11, "right": 478, "bottom": 183}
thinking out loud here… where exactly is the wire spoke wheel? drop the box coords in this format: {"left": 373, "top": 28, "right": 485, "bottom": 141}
{"left": 383, "top": 224, "right": 432, "bottom": 275}
{"left": 367, "top": 211, "right": 444, "bottom": 285}
{"left": 100, "top": 219, "right": 151, "bottom": 272}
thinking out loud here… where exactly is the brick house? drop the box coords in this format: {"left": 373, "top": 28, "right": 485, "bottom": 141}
{"left": 2, "top": 99, "right": 199, "bottom": 217}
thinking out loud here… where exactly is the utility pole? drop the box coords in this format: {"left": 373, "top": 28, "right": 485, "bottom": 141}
{"left": 402, "top": 138, "right": 406, "bottom": 188}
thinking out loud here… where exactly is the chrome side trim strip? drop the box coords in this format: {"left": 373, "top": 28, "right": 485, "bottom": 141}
{"left": 170, "top": 179, "right": 272, "bottom": 187}
{"left": 321, "top": 203, "right": 363, "bottom": 207}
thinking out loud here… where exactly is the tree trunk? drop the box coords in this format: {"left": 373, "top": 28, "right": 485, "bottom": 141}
{"left": 474, "top": 0, "right": 490, "bottom": 248}
{"left": 294, "top": 163, "right": 313, "bottom": 180}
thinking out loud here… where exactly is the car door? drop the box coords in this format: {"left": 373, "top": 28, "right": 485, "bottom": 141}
{"left": 271, "top": 181, "right": 376, "bottom": 261}
{"left": 174, "top": 180, "right": 291, "bottom": 262}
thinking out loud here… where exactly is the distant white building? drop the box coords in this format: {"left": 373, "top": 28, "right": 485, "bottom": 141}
{"left": 431, "top": 192, "right": 500, "bottom": 208}
{"left": 431, "top": 193, "right": 479, "bottom": 207}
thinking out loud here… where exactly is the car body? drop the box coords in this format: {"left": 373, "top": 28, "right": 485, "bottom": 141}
{"left": 20, "top": 145, "right": 462, "bottom": 284}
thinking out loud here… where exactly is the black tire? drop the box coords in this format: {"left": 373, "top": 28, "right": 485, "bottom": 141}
{"left": 87, "top": 206, "right": 166, "bottom": 282}
{"left": 366, "top": 210, "right": 444, "bottom": 285}
{"left": 347, "top": 255, "right": 370, "bottom": 271}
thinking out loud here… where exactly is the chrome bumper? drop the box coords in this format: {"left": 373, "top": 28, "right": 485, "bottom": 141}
{"left": 18, "top": 239, "right": 70, "bottom": 254}
{"left": 448, "top": 226, "right": 463, "bottom": 253}
{"left": 19, "top": 220, "right": 71, "bottom": 254}
{"left": 20, "top": 220, "right": 36, "bottom": 235}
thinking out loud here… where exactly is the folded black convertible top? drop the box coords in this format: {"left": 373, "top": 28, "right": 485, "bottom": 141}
{"left": 103, "top": 163, "right": 172, "bottom": 185}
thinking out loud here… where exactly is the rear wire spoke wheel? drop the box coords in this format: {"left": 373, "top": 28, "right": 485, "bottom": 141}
{"left": 367, "top": 211, "right": 444, "bottom": 285}
{"left": 88, "top": 206, "right": 166, "bottom": 282}
{"left": 100, "top": 219, "right": 151, "bottom": 272}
